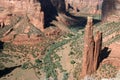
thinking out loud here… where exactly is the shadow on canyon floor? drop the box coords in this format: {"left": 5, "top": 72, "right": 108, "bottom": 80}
{"left": 0, "top": 65, "right": 21, "bottom": 78}
{"left": 66, "top": 12, "right": 101, "bottom": 30}
{"left": 38, "top": 0, "right": 101, "bottom": 29}
{"left": 39, "top": 0, "right": 58, "bottom": 28}
{"left": 0, "top": 41, "right": 4, "bottom": 52}
{"left": 97, "top": 47, "right": 111, "bottom": 68}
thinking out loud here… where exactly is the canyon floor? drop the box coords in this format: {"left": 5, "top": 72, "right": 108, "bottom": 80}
{"left": 0, "top": 12, "right": 120, "bottom": 80}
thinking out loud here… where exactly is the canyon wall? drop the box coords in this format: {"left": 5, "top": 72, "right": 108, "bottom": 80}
{"left": 0, "top": 0, "right": 63, "bottom": 45}
{"left": 0, "top": 0, "right": 45, "bottom": 45}
{"left": 0, "top": 0, "right": 44, "bottom": 31}
{"left": 39, "top": 0, "right": 66, "bottom": 27}
{"left": 102, "top": 0, "right": 120, "bottom": 22}
{"left": 65, "top": 0, "right": 102, "bottom": 14}
{"left": 65, "top": 0, "right": 120, "bottom": 21}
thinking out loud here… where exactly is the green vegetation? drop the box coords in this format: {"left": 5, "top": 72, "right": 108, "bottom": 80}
{"left": 70, "top": 60, "right": 76, "bottom": 64}
{"left": 21, "top": 62, "right": 30, "bottom": 70}
{"left": 68, "top": 21, "right": 120, "bottom": 79}
{"left": 70, "top": 33, "right": 84, "bottom": 59}
{"left": 0, "top": 63, "right": 5, "bottom": 70}
{"left": 0, "top": 18, "right": 120, "bottom": 80}
{"left": 35, "top": 59, "right": 42, "bottom": 64}
{"left": 94, "top": 22, "right": 120, "bottom": 46}
{"left": 42, "top": 30, "right": 86, "bottom": 79}
{"left": 104, "top": 34, "right": 120, "bottom": 46}
{"left": 95, "top": 64, "right": 118, "bottom": 79}
{"left": 62, "top": 72, "right": 69, "bottom": 80}
{"left": 69, "top": 51, "right": 75, "bottom": 56}
{"left": 0, "top": 53, "right": 14, "bottom": 70}
{"left": 73, "top": 63, "right": 82, "bottom": 80}
{"left": 67, "top": 33, "right": 75, "bottom": 38}
{"left": 43, "top": 40, "right": 69, "bottom": 79}
{"left": 3, "top": 42, "right": 43, "bottom": 56}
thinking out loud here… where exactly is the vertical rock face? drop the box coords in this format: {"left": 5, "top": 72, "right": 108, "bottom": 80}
{"left": 51, "top": 0, "right": 66, "bottom": 13}
{"left": 65, "top": 0, "right": 102, "bottom": 14}
{"left": 82, "top": 17, "right": 95, "bottom": 76}
{"left": 102, "top": 0, "right": 120, "bottom": 22}
{"left": 0, "top": 0, "right": 66, "bottom": 45}
{"left": 82, "top": 17, "right": 102, "bottom": 77}
{"left": 93, "top": 31, "right": 102, "bottom": 70}
{"left": 39, "top": 0, "right": 66, "bottom": 27}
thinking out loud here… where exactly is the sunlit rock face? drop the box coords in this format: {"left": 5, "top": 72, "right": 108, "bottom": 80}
{"left": 0, "top": 0, "right": 63, "bottom": 45}
{"left": 0, "top": 0, "right": 39, "bottom": 15}
{"left": 39, "top": 0, "right": 66, "bottom": 27}
{"left": 0, "top": 0, "right": 45, "bottom": 45}
{"left": 65, "top": 0, "right": 102, "bottom": 14}
{"left": 82, "top": 17, "right": 102, "bottom": 77}
{"left": 0, "top": 0, "right": 44, "bottom": 31}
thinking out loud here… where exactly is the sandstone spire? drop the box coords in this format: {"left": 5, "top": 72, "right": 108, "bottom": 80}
{"left": 93, "top": 31, "right": 102, "bottom": 70}
{"left": 81, "top": 17, "right": 102, "bottom": 77}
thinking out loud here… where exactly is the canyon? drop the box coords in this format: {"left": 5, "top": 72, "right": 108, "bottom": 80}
{"left": 0, "top": 0, "right": 120, "bottom": 80}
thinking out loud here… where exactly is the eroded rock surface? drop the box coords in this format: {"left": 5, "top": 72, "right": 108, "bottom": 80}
{"left": 82, "top": 17, "right": 102, "bottom": 77}
{"left": 102, "top": 0, "right": 120, "bottom": 22}
{"left": 0, "top": 0, "right": 44, "bottom": 31}
{"left": 0, "top": 0, "right": 64, "bottom": 45}
{"left": 0, "top": 0, "right": 68, "bottom": 45}
{"left": 65, "top": 0, "right": 102, "bottom": 14}
{"left": 102, "top": 41, "right": 120, "bottom": 69}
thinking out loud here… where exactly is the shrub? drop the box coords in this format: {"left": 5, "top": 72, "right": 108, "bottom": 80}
{"left": 21, "top": 62, "right": 30, "bottom": 70}
{"left": 70, "top": 60, "right": 76, "bottom": 64}
{"left": 62, "top": 72, "right": 69, "bottom": 80}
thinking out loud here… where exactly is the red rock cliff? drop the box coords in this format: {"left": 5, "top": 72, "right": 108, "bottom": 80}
{"left": 0, "top": 0, "right": 44, "bottom": 31}
{"left": 65, "top": 0, "right": 102, "bottom": 14}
